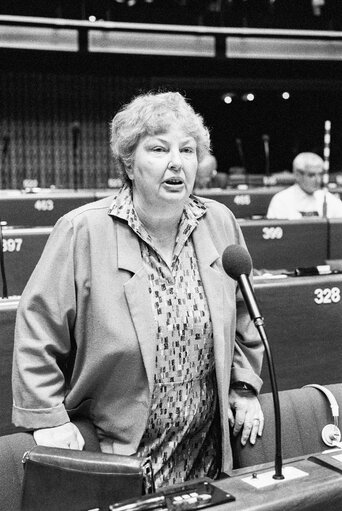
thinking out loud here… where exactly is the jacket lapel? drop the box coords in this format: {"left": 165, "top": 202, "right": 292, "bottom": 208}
{"left": 192, "top": 221, "right": 227, "bottom": 398}
{"left": 116, "top": 221, "right": 156, "bottom": 394}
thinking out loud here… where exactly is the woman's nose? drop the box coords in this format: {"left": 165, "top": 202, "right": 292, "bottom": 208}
{"left": 168, "top": 151, "right": 182, "bottom": 170}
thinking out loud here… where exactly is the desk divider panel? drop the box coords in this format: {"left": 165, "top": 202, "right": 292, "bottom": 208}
{"left": 0, "top": 190, "right": 95, "bottom": 227}
{"left": 1, "top": 254, "right": 342, "bottom": 435}
{"left": 0, "top": 297, "right": 20, "bottom": 436}
{"left": 1, "top": 226, "right": 52, "bottom": 297}
{"left": 255, "top": 273, "right": 342, "bottom": 393}
{"left": 328, "top": 217, "right": 342, "bottom": 261}
{"left": 240, "top": 218, "right": 329, "bottom": 271}
{"left": 197, "top": 186, "right": 282, "bottom": 219}
{"left": 1, "top": 188, "right": 342, "bottom": 229}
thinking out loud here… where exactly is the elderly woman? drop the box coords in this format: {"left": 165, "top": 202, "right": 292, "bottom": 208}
{"left": 12, "top": 91, "right": 263, "bottom": 487}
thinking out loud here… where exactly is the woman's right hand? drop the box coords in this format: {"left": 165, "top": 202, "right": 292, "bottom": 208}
{"left": 33, "top": 422, "right": 85, "bottom": 450}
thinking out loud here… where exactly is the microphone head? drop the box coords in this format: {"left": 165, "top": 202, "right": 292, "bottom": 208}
{"left": 71, "top": 122, "right": 81, "bottom": 133}
{"left": 222, "top": 244, "right": 252, "bottom": 281}
{"left": 262, "top": 134, "right": 270, "bottom": 142}
{"left": 2, "top": 134, "right": 10, "bottom": 152}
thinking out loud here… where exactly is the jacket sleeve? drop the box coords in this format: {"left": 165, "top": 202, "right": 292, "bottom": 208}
{"left": 12, "top": 216, "right": 76, "bottom": 429}
{"left": 204, "top": 198, "right": 264, "bottom": 395}
{"left": 229, "top": 222, "right": 264, "bottom": 394}
{"left": 230, "top": 286, "right": 264, "bottom": 394}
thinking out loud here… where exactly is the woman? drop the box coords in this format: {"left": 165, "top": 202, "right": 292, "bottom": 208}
{"left": 12, "top": 91, "right": 264, "bottom": 487}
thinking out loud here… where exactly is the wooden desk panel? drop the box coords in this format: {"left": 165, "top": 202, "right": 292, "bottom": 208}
{"left": 328, "top": 218, "right": 342, "bottom": 260}
{"left": 255, "top": 274, "right": 342, "bottom": 393}
{"left": 196, "top": 187, "right": 283, "bottom": 218}
{"left": 1, "top": 186, "right": 340, "bottom": 229}
{"left": 214, "top": 455, "right": 342, "bottom": 510}
{"left": 240, "top": 218, "right": 329, "bottom": 271}
{"left": 0, "top": 298, "right": 19, "bottom": 436}
{"left": 96, "top": 187, "right": 281, "bottom": 219}
{"left": 0, "top": 190, "right": 95, "bottom": 227}
{"left": 1, "top": 226, "right": 52, "bottom": 296}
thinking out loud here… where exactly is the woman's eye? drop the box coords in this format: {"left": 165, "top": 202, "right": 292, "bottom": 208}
{"left": 182, "top": 147, "right": 195, "bottom": 153}
{"left": 152, "top": 146, "right": 166, "bottom": 152}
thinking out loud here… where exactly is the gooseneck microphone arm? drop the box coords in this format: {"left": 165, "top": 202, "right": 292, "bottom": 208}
{"left": 239, "top": 274, "right": 283, "bottom": 479}
{"left": 235, "top": 137, "right": 247, "bottom": 172}
{"left": 222, "top": 245, "right": 284, "bottom": 480}
{"left": 262, "top": 134, "right": 270, "bottom": 177}
{"left": 71, "top": 122, "right": 81, "bottom": 191}
{"left": 0, "top": 221, "right": 8, "bottom": 298}
{"left": 1, "top": 134, "right": 10, "bottom": 189}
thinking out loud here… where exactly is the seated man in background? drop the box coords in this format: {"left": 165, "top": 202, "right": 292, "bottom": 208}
{"left": 194, "top": 153, "right": 217, "bottom": 189}
{"left": 267, "top": 152, "right": 342, "bottom": 219}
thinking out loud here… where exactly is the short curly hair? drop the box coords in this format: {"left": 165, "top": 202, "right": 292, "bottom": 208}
{"left": 110, "top": 91, "right": 211, "bottom": 185}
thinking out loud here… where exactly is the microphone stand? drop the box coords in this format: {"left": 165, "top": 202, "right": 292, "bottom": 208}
{"left": 1, "top": 135, "right": 10, "bottom": 190}
{"left": 239, "top": 274, "right": 284, "bottom": 480}
{"left": 322, "top": 120, "right": 331, "bottom": 218}
{"left": 71, "top": 123, "right": 80, "bottom": 191}
{"left": 322, "top": 175, "right": 328, "bottom": 219}
{"left": 254, "top": 317, "right": 283, "bottom": 479}
{"left": 0, "top": 220, "right": 8, "bottom": 298}
{"left": 262, "top": 135, "right": 270, "bottom": 178}
{"left": 235, "top": 138, "right": 247, "bottom": 174}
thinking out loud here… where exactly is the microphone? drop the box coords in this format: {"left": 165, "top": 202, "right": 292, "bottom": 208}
{"left": 2, "top": 134, "right": 10, "bottom": 157}
{"left": 71, "top": 122, "right": 81, "bottom": 190}
{"left": 0, "top": 221, "right": 8, "bottom": 298}
{"left": 222, "top": 244, "right": 284, "bottom": 480}
{"left": 1, "top": 134, "right": 10, "bottom": 189}
{"left": 262, "top": 134, "right": 270, "bottom": 177}
{"left": 222, "top": 245, "right": 262, "bottom": 322}
{"left": 235, "top": 137, "right": 247, "bottom": 173}
{"left": 71, "top": 122, "right": 80, "bottom": 152}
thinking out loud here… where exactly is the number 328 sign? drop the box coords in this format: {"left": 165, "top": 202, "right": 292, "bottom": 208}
{"left": 314, "top": 287, "right": 341, "bottom": 304}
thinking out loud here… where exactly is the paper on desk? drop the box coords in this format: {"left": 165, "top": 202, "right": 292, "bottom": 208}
{"left": 242, "top": 466, "right": 309, "bottom": 489}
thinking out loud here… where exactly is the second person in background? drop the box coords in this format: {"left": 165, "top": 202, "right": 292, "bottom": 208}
{"left": 267, "top": 152, "right": 342, "bottom": 219}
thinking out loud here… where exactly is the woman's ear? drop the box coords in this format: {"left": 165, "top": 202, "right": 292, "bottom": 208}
{"left": 125, "top": 166, "right": 134, "bottom": 181}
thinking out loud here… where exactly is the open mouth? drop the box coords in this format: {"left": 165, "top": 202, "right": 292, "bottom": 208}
{"left": 164, "top": 178, "right": 183, "bottom": 185}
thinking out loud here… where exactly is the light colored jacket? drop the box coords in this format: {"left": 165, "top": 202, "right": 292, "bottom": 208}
{"left": 12, "top": 194, "right": 263, "bottom": 474}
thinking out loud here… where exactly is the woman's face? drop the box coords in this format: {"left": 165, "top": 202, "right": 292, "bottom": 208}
{"left": 127, "top": 123, "right": 198, "bottom": 209}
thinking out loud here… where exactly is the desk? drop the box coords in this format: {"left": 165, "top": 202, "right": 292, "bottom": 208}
{"left": 105, "top": 454, "right": 342, "bottom": 510}
{"left": 0, "top": 297, "right": 19, "bottom": 436}
{"left": 213, "top": 455, "right": 342, "bottom": 510}
{"left": 0, "top": 190, "right": 94, "bottom": 227}
{"left": 239, "top": 217, "right": 328, "bottom": 271}
{"left": 1, "top": 226, "right": 52, "bottom": 297}
{"left": 197, "top": 186, "right": 283, "bottom": 219}
{"left": 96, "top": 187, "right": 279, "bottom": 219}
{"left": 254, "top": 273, "right": 342, "bottom": 392}
{"left": 97, "top": 187, "right": 280, "bottom": 219}
{"left": 2, "top": 186, "right": 341, "bottom": 228}
{"left": 328, "top": 218, "right": 342, "bottom": 260}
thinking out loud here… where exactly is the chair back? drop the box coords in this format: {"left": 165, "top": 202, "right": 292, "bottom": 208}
{"left": 232, "top": 383, "right": 342, "bottom": 469}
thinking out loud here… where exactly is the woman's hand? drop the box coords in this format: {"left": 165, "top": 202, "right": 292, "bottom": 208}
{"left": 228, "top": 388, "right": 264, "bottom": 446}
{"left": 33, "top": 422, "right": 85, "bottom": 450}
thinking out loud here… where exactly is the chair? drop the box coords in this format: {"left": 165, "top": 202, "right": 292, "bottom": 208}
{"left": 0, "top": 418, "right": 104, "bottom": 511}
{"left": 232, "top": 383, "right": 342, "bottom": 470}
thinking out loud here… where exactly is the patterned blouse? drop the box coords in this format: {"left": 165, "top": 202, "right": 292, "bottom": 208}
{"left": 111, "top": 185, "right": 221, "bottom": 488}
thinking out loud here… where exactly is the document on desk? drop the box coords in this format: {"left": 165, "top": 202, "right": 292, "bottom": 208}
{"left": 242, "top": 466, "right": 309, "bottom": 489}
